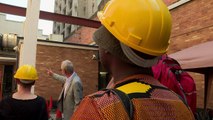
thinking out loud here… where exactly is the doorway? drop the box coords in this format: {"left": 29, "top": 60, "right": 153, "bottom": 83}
{"left": 0, "top": 65, "right": 15, "bottom": 99}
{"left": 2, "top": 65, "right": 14, "bottom": 97}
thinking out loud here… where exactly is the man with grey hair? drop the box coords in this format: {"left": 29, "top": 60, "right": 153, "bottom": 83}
{"left": 47, "top": 60, "right": 83, "bottom": 120}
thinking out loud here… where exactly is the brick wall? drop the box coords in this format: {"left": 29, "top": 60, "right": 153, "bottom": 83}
{"left": 169, "top": 0, "right": 213, "bottom": 53}
{"left": 168, "top": 0, "right": 213, "bottom": 109}
{"left": 164, "top": 0, "right": 180, "bottom": 6}
{"left": 34, "top": 42, "right": 99, "bottom": 101}
{"left": 66, "top": 27, "right": 97, "bottom": 44}
{"left": 189, "top": 72, "right": 205, "bottom": 109}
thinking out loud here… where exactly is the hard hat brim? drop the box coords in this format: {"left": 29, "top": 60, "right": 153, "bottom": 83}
{"left": 93, "top": 26, "right": 160, "bottom": 67}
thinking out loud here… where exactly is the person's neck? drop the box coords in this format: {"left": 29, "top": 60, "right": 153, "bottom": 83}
{"left": 111, "top": 63, "right": 149, "bottom": 83}
{"left": 13, "top": 85, "right": 37, "bottom": 100}
{"left": 65, "top": 72, "right": 73, "bottom": 78}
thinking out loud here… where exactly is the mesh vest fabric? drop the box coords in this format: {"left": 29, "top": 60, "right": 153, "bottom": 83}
{"left": 71, "top": 74, "right": 194, "bottom": 120}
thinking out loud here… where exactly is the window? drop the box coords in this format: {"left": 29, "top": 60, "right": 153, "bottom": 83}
{"left": 67, "top": 25, "right": 71, "bottom": 35}
{"left": 57, "top": 26, "right": 60, "bottom": 33}
{"left": 59, "top": 5, "right": 61, "bottom": 11}
{"left": 63, "top": 8, "right": 66, "bottom": 15}
{"left": 62, "top": 23, "right": 65, "bottom": 29}
{"left": 75, "top": 5, "right": 77, "bottom": 11}
{"left": 68, "top": 11, "right": 72, "bottom": 16}
{"left": 69, "top": 1, "right": 73, "bottom": 9}
{"left": 62, "top": 32, "right": 65, "bottom": 39}
{"left": 74, "top": 5, "right": 78, "bottom": 16}
{"left": 55, "top": 1, "right": 58, "bottom": 7}
{"left": 83, "top": 6, "right": 86, "bottom": 16}
{"left": 92, "top": 3, "right": 95, "bottom": 13}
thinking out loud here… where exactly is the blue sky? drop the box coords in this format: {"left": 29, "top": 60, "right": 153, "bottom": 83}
{"left": 0, "top": 0, "right": 55, "bottom": 35}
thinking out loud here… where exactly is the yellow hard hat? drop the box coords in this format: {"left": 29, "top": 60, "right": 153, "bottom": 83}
{"left": 97, "top": 0, "right": 172, "bottom": 56}
{"left": 14, "top": 65, "right": 38, "bottom": 80}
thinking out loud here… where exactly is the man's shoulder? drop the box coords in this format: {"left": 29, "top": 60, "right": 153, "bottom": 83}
{"left": 88, "top": 90, "right": 108, "bottom": 97}
{"left": 36, "top": 96, "right": 46, "bottom": 102}
{"left": 72, "top": 73, "right": 82, "bottom": 82}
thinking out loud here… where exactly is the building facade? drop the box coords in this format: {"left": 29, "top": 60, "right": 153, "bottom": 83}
{"left": 35, "top": 41, "right": 99, "bottom": 101}
{"left": 0, "top": 13, "right": 47, "bottom": 39}
{"left": 53, "top": 0, "right": 101, "bottom": 40}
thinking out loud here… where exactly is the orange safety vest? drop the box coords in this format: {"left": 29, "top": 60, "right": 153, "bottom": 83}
{"left": 71, "top": 74, "right": 194, "bottom": 120}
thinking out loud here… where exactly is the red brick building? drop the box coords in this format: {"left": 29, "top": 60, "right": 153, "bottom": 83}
{"left": 34, "top": 41, "right": 99, "bottom": 101}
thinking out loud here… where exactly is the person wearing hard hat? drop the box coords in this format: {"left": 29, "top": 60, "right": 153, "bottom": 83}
{"left": 0, "top": 65, "right": 48, "bottom": 120}
{"left": 71, "top": 0, "right": 194, "bottom": 119}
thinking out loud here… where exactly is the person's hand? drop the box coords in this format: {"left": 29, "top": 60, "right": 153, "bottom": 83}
{"left": 47, "top": 69, "right": 53, "bottom": 76}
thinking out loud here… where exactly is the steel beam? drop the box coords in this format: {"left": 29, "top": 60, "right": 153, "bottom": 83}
{"left": 0, "top": 3, "right": 101, "bottom": 28}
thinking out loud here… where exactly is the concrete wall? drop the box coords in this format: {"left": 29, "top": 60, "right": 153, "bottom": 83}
{"left": 34, "top": 41, "right": 99, "bottom": 101}
{"left": 0, "top": 14, "right": 23, "bottom": 35}
{"left": 0, "top": 13, "right": 46, "bottom": 39}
